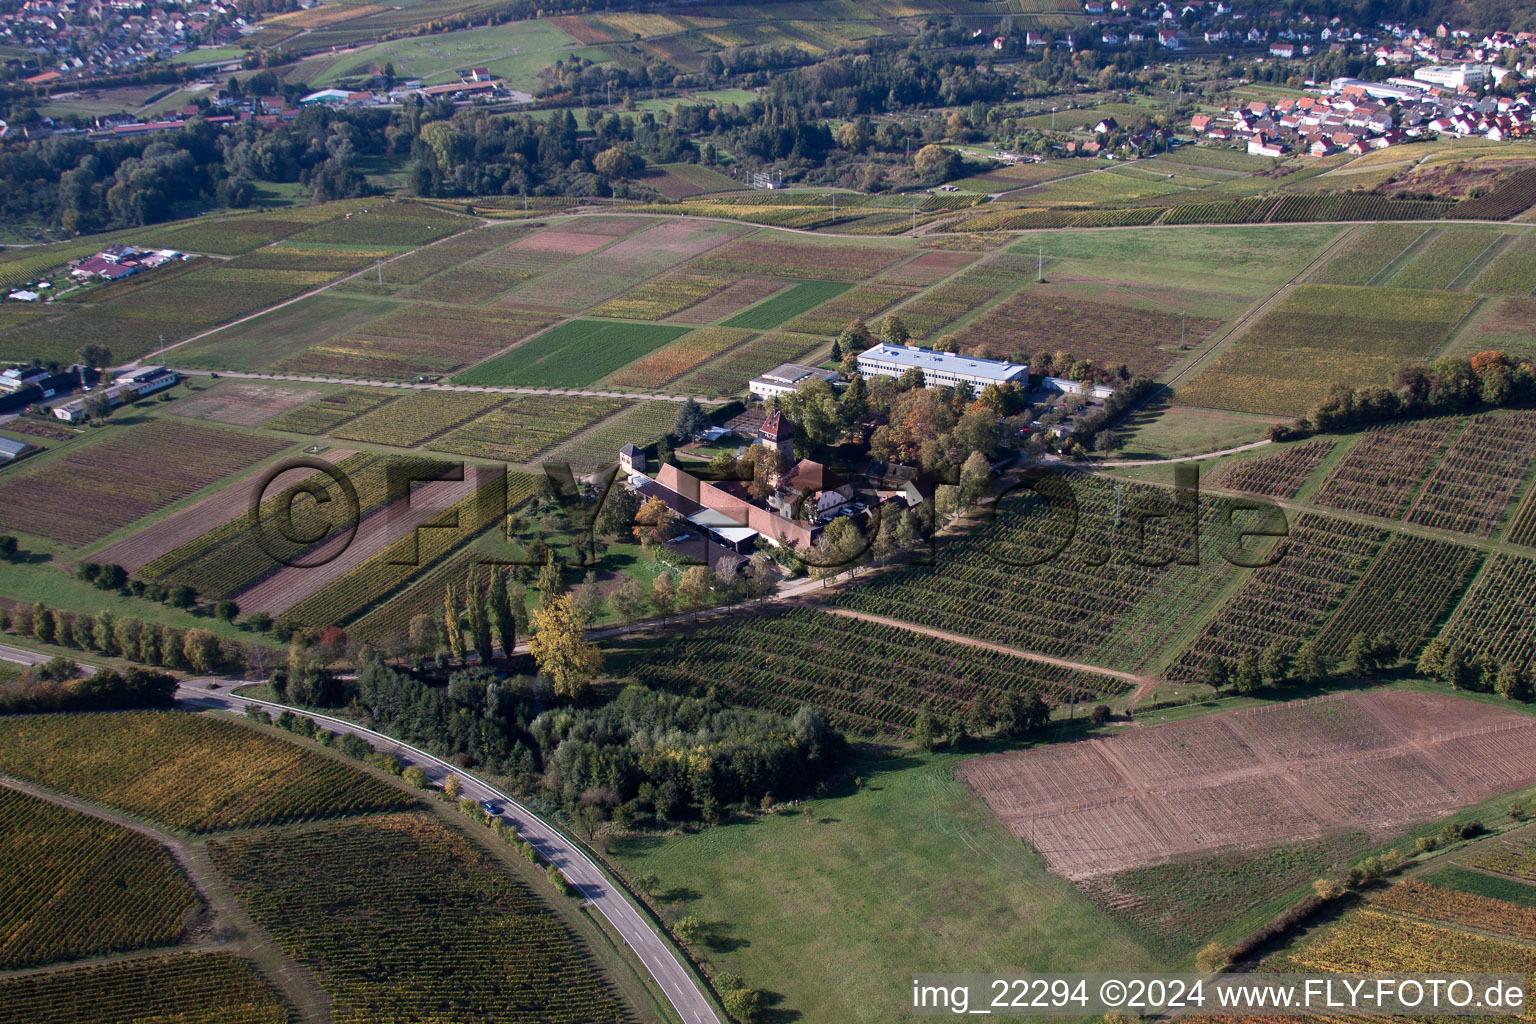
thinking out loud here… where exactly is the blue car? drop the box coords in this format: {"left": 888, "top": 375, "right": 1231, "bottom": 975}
{"left": 481, "top": 800, "right": 504, "bottom": 816}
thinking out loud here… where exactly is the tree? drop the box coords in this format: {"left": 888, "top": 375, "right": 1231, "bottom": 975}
{"left": 679, "top": 565, "right": 713, "bottom": 616}
{"left": 488, "top": 570, "right": 517, "bottom": 659}
{"left": 169, "top": 584, "right": 198, "bottom": 609}
{"left": 650, "top": 573, "right": 676, "bottom": 622}
{"left": 593, "top": 146, "right": 633, "bottom": 180}
{"left": 182, "top": 629, "right": 221, "bottom": 674}
{"left": 1496, "top": 661, "right": 1530, "bottom": 701}
{"left": 911, "top": 710, "right": 936, "bottom": 751}
{"left": 465, "top": 571, "right": 493, "bottom": 665}
{"left": 443, "top": 774, "right": 462, "bottom": 799}
{"left": 913, "top": 143, "right": 956, "bottom": 183}
{"left": 1417, "top": 637, "right": 1449, "bottom": 680}
{"left": 529, "top": 594, "right": 602, "bottom": 700}
{"left": 1195, "top": 941, "right": 1232, "bottom": 974}
{"left": 594, "top": 485, "right": 642, "bottom": 539}
{"left": 1345, "top": 631, "right": 1373, "bottom": 674}
{"left": 673, "top": 398, "right": 710, "bottom": 441}
{"left": 572, "top": 570, "right": 605, "bottom": 621}
{"left": 673, "top": 915, "right": 704, "bottom": 944}
{"left": 77, "top": 344, "right": 111, "bottom": 369}
{"left": 880, "top": 314, "right": 911, "bottom": 348}
{"left": 0, "top": 535, "right": 17, "bottom": 562}
{"left": 612, "top": 574, "right": 645, "bottom": 623}
{"left": 537, "top": 551, "right": 564, "bottom": 608}
{"left": 958, "top": 451, "right": 993, "bottom": 508}
{"left": 1259, "top": 644, "right": 1291, "bottom": 685}
{"left": 32, "top": 601, "right": 54, "bottom": 644}
{"left": 442, "top": 583, "right": 466, "bottom": 662}
{"left": 245, "top": 611, "right": 272, "bottom": 634}
{"left": 1201, "top": 656, "right": 1230, "bottom": 692}
{"left": 408, "top": 613, "right": 438, "bottom": 663}
{"left": 83, "top": 391, "right": 112, "bottom": 422}
{"left": 1233, "top": 650, "right": 1263, "bottom": 694}
{"left": 214, "top": 600, "right": 240, "bottom": 624}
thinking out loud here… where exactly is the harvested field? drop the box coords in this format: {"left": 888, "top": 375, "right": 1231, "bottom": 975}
{"left": 0, "top": 420, "right": 287, "bottom": 546}
{"left": 166, "top": 380, "right": 320, "bottom": 427}
{"left": 955, "top": 292, "right": 1221, "bottom": 376}
{"left": 90, "top": 454, "right": 352, "bottom": 571}
{"left": 689, "top": 237, "right": 906, "bottom": 281}
{"left": 590, "top": 271, "right": 731, "bottom": 320}
{"left": 963, "top": 690, "right": 1536, "bottom": 879}
{"left": 667, "top": 276, "right": 787, "bottom": 324}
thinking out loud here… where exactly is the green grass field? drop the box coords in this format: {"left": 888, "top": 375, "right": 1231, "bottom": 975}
{"left": 304, "top": 19, "right": 585, "bottom": 91}
{"left": 453, "top": 320, "right": 691, "bottom": 388}
{"left": 720, "top": 280, "right": 851, "bottom": 330}
{"left": 610, "top": 748, "right": 1164, "bottom": 1024}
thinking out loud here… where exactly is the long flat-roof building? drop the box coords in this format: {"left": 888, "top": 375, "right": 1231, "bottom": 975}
{"left": 749, "top": 362, "right": 838, "bottom": 400}
{"left": 856, "top": 344, "right": 1028, "bottom": 391}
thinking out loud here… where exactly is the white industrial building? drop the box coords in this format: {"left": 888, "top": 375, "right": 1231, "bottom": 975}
{"left": 1413, "top": 62, "right": 1490, "bottom": 89}
{"left": 856, "top": 344, "right": 1028, "bottom": 391}
{"left": 749, "top": 362, "right": 838, "bottom": 400}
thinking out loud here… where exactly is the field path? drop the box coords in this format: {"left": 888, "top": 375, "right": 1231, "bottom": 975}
{"left": 0, "top": 775, "right": 333, "bottom": 1022}
{"left": 174, "top": 681, "right": 724, "bottom": 1024}
{"left": 811, "top": 603, "right": 1151, "bottom": 688}
{"left": 172, "top": 368, "right": 707, "bottom": 404}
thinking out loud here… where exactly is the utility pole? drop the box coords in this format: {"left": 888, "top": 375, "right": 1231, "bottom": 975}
{"left": 912, "top": 207, "right": 917, "bottom": 236}
{"left": 1052, "top": 105, "right": 1058, "bottom": 130}
{"left": 1180, "top": 311, "right": 1188, "bottom": 347}
{"left": 1038, "top": 246, "right": 1044, "bottom": 282}
{"left": 376, "top": 259, "right": 383, "bottom": 285}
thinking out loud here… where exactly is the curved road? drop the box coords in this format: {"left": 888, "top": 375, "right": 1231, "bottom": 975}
{"left": 172, "top": 679, "right": 721, "bottom": 1024}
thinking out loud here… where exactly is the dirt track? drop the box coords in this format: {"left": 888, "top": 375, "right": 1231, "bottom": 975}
{"left": 963, "top": 690, "right": 1536, "bottom": 879}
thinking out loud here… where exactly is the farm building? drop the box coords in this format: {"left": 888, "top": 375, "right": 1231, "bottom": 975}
{"left": 619, "top": 442, "right": 646, "bottom": 476}
{"left": 856, "top": 344, "right": 1028, "bottom": 391}
{"left": 0, "top": 436, "right": 28, "bottom": 461}
{"left": 53, "top": 366, "right": 177, "bottom": 422}
{"left": 748, "top": 363, "right": 838, "bottom": 400}
{"left": 0, "top": 366, "right": 50, "bottom": 393}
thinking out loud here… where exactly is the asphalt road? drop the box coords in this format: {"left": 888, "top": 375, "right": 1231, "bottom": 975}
{"left": 174, "top": 678, "right": 721, "bottom": 1024}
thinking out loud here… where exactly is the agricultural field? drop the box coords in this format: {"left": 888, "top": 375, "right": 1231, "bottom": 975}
{"left": 832, "top": 475, "right": 1241, "bottom": 674}
{"left": 1437, "top": 553, "right": 1536, "bottom": 670}
{"left": 169, "top": 292, "right": 398, "bottom": 373}
{"left": 1312, "top": 417, "right": 1463, "bottom": 521}
{"left": 139, "top": 452, "right": 402, "bottom": 598}
{"left": 426, "top": 394, "right": 627, "bottom": 463}
{"left": 1403, "top": 411, "right": 1536, "bottom": 537}
{"left": 603, "top": 326, "right": 750, "bottom": 389}
{"left": 0, "top": 786, "right": 200, "bottom": 969}
{"left": 335, "top": 222, "right": 530, "bottom": 294}
{"left": 667, "top": 276, "right": 789, "bottom": 324}
{"left": 638, "top": 162, "right": 746, "bottom": 199}
{"left": 1458, "top": 831, "right": 1536, "bottom": 880}
{"left": 0, "top": 419, "right": 288, "bottom": 547}
{"left": 1309, "top": 223, "right": 1433, "bottom": 286}
{"left": 454, "top": 320, "right": 692, "bottom": 388}
{"left": 954, "top": 290, "right": 1222, "bottom": 376}
{"left": 1173, "top": 286, "right": 1476, "bottom": 416}
{"left": 1505, "top": 478, "right": 1536, "bottom": 547}
{"left": 886, "top": 279, "right": 1003, "bottom": 340}
{"left": 672, "top": 331, "right": 824, "bottom": 395}
{"left": 1281, "top": 902, "right": 1536, "bottom": 977}
{"left": 503, "top": 220, "right": 743, "bottom": 311}
{"left": 1469, "top": 228, "right": 1536, "bottom": 293}
{"left": 0, "top": 712, "right": 415, "bottom": 832}
{"left": 690, "top": 236, "right": 906, "bottom": 281}
{"left": 273, "top": 304, "right": 556, "bottom": 379}
{"left": 0, "top": 952, "right": 286, "bottom": 1024}
{"left": 876, "top": 249, "right": 977, "bottom": 286}
{"left": 166, "top": 380, "right": 322, "bottom": 427}
{"left": 1164, "top": 514, "right": 1387, "bottom": 686}
{"left": 963, "top": 690, "right": 1536, "bottom": 879}
{"left": 267, "top": 387, "right": 398, "bottom": 434}
{"left": 590, "top": 271, "right": 731, "bottom": 320}
{"left": 1384, "top": 227, "right": 1512, "bottom": 291}
{"left": 720, "top": 280, "right": 851, "bottom": 330}
{"left": 1204, "top": 439, "right": 1334, "bottom": 498}
{"left": 542, "top": 400, "right": 687, "bottom": 470}
{"left": 332, "top": 390, "right": 505, "bottom": 447}
{"left": 1312, "top": 533, "right": 1485, "bottom": 661}
{"left": 1454, "top": 295, "right": 1536, "bottom": 362}
{"left": 208, "top": 812, "right": 625, "bottom": 1023}
{"left": 626, "top": 606, "right": 1124, "bottom": 736}
{"left": 781, "top": 282, "right": 912, "bottom": 336}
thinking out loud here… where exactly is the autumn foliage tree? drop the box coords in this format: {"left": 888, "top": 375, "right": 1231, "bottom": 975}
{"left": 529, "top": 594, "right": 603, "bottom": 700}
